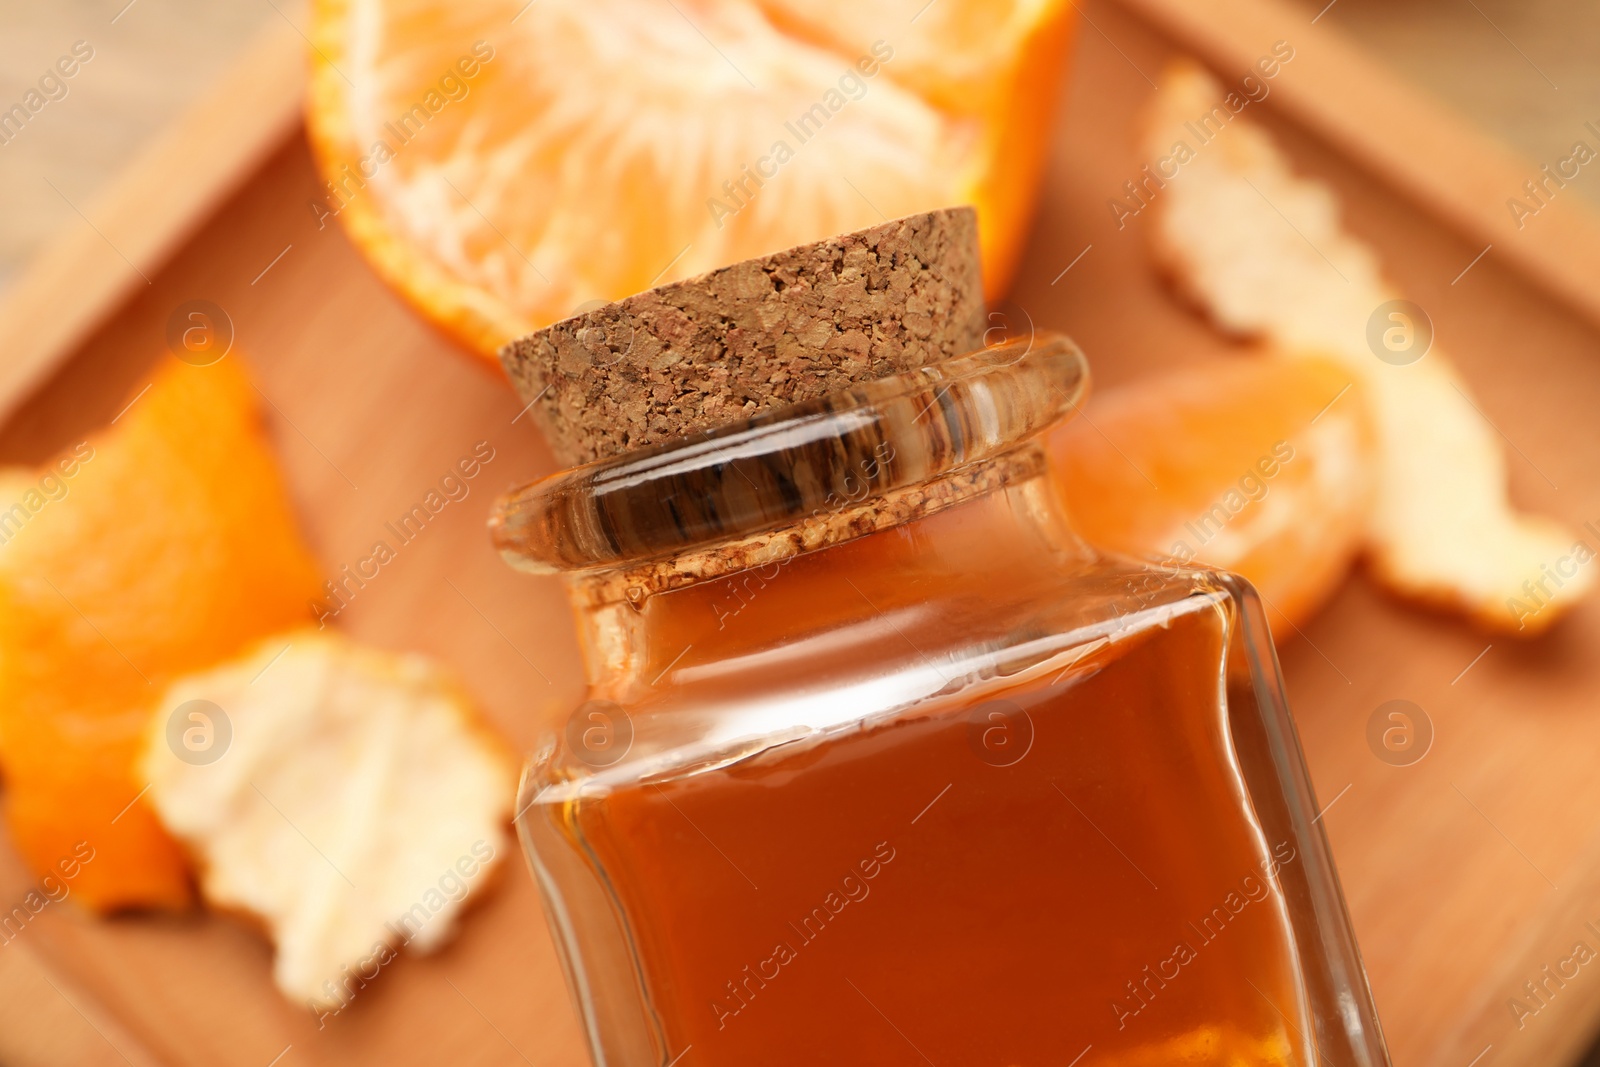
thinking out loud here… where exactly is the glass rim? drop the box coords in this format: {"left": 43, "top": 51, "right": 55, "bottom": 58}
{"left": 489, "top": 332, "right": 1089, "bottom": 575}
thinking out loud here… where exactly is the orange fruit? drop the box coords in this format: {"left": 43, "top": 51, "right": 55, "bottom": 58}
{"left": 306, "top": 0, "right": 1075, "bottom": 362}
{"left": 1049, "top": 355, "right": 1376, "bottom": 636}
{"left": 0, "top": 358, "right": 323, "bottom": 911}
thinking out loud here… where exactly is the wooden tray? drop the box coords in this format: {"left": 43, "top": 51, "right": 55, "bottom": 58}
{"left": 3, "top": 1, "right": 1600, "bottom": 1064}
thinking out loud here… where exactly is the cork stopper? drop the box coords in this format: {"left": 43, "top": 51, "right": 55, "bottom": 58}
{"left": 491, "top": 334, "right": 1087, "bottom": 580}
{"left": 499, "top": 206, "right": 985, "bottom": 467}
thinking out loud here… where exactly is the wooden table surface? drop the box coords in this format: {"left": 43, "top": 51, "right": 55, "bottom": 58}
{"left": 1, "top": 1, "right": 1599, "bottom": 1065}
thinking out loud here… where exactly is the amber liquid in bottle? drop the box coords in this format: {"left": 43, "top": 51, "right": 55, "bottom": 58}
{"left": 526, "top": 491, "right": 1313, "bottom": 1066}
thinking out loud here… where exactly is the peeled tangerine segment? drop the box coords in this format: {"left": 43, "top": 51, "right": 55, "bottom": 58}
{"left": 141, "top": 630, "right": 515, "bottom": 1009}
{"left": 1140, "top": 59, "right": 1592, "bottom": 633}
{"left": 305, "top": 0, "right": 1073, "bottom": 357}
{"left": 0, "top": 358, "right": 323, "bottom": 912}
{"left": 1051, "top": 355, "right": 1375, "bottom": 637}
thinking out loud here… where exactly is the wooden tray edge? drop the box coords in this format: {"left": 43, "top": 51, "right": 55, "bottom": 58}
{"left": 5, "top": 4, "right": 1600, "bottom": 1063}
{"left": 0, "top": 20, "right": 305, "bottom": 427}
{"left": 1112, "top": 0, "right": 1600, "bottom": 332}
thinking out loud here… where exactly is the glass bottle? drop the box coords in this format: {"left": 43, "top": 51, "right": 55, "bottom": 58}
{"left": 491, "top": 334, "right": 1390, "bottom": 1067}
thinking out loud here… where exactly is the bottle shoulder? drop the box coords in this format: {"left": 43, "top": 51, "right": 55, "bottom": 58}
{"left": 681, "top": 552, "right": 1240, "bottom": 691}
{"left": 535, "top": 555, "right": 1260, "bottom": 798}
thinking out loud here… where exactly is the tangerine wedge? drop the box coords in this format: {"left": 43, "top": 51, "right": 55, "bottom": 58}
{"left": 306, "top": 0, "right": 1076, "bottom": 361}
{"left": 0, "top": 358, "right": 322, "bottom": 911}
{"left": 1049, "top": 355, "right": 1376, "bottom": 637}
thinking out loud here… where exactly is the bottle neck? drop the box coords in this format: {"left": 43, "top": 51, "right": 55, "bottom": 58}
{"left": 565, "top": 454, "right": 1089, "bottom": 696}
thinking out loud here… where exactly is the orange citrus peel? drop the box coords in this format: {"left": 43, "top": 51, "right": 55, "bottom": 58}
{"left": 0, "top": 358, "right": 323, "bottom": 911}
{"left": 141, "top": 631, "right": 515, "bottom": 1009}
{"left": 1140, "top": 60, "right": 1592, "bottom": 634}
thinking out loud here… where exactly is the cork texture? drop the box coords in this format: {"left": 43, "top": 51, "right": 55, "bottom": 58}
{"left": 499, "top": 206, "right": 985, "bottom": 467}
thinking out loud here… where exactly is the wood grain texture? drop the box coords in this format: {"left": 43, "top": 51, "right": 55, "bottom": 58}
{"left": 0, "top": 939, "right": 165, "bottom": 1067}
{"left": 1279, "top": 0, "right": 1600, "bottom": 199}
{"left": 1113, "top": 0, "right": 1600, "bottom": 332}
{"left": 0, "top": 19, "right": 305, "bottom": 429}
{"left": 0, "top": 1, "right": 1597, "bottom": 1065}
{"left": 0, "top": 0, "right": 277, "bottom": 289}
